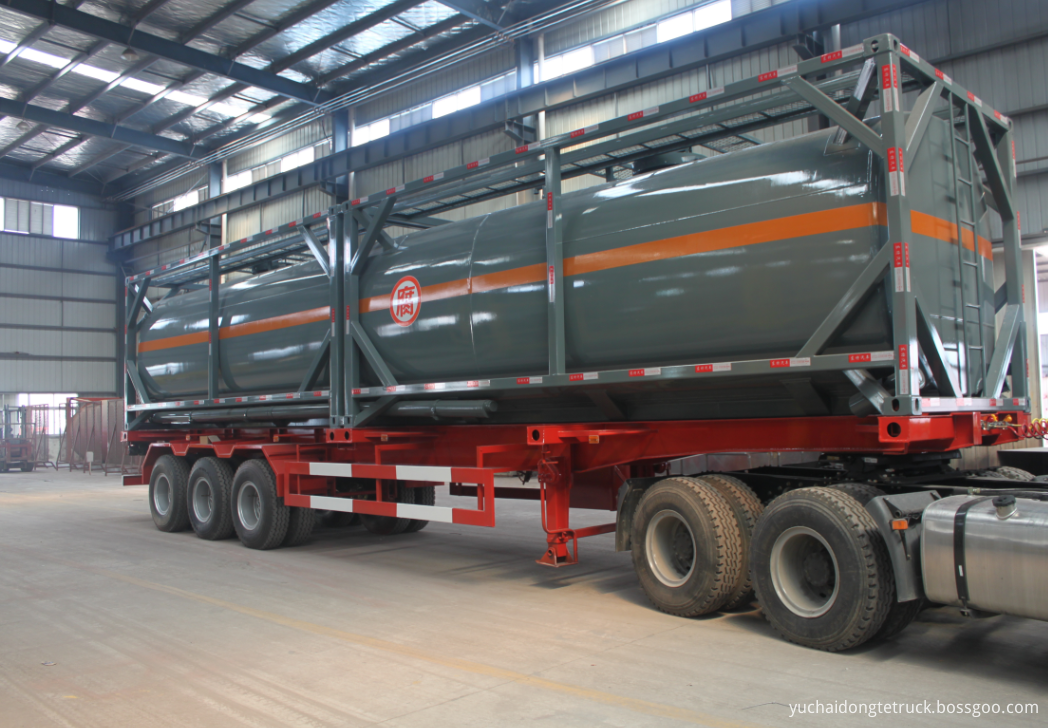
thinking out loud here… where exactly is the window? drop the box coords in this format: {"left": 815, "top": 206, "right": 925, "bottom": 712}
{"left": 694, "top": 0, "right": 732, "bottom": 31}
{"left": 226, "top": 169, "right": 252, "bottom": 192}
{"left": 1, "top": 197, "right": 79, "bottom": 238}
{"left": 433, "top": 84, "right": 482, "bottom": 118}
{"left": 152, "top": 187, "right": 206, "bottom": 219}
{"left": 657, "top": 12, "right": 694, "bottom": 43}
{"left": 353, "top": 118, "right": 390, "bottom": 146}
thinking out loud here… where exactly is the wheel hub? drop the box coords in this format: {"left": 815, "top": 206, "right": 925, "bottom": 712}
{"left": 646, "top": 509, "right": 697, "bottom": 587}
{"left": 770, "top": 526, "right": 840, "bottom": 618}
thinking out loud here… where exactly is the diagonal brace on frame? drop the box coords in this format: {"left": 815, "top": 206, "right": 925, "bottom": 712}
{"left": 797, "top": 244, "right": 892, "bottom": 358}
{"left": 905, "top": 81, "right": 943, "bottom": 158}
{"left": 984, "top": 304, "right": 1022, "bottom": 399}
{"left": 968, "top": 106, "right": 1015, "bottom": 221}
{"left": 301, "top": 226, "right": 330, "bottom": 277}
{"left": 914, "top": 289, "right": 959, "bottom": 397}
{"left": 299, "top": 330, "right": 330, "bottom": 392}
{"left": 785, "top": 77, "right": 884, "bottom": 155}
{"left": 351, "top": 197, "right": 396, "bottom": 275}
{"left": 351, "top": 322, "right": 397, "bottom": 387}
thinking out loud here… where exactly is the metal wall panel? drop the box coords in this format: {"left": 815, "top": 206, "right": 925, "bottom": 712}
{"left": 63, "top": 301, "right": 117, "bottom": 329}
{"left": 543, "top": 0, "right": 711, "bottom": 56}
{"left": 0, "top": 298, "right": 60, "bottom": 327}
{"left": 62, "top": 331, "right": 116, "bottom": 359}
{"left": 227, "top": 119, "right": 332, "bottom": 175}
{"left": 356, "top": 47, "right": 515, "bottom": 125}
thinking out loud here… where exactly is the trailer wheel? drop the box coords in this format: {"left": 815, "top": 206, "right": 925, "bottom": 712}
{"left": 751, "top": 487, "right": 893, "bottom": 651}
{"left": 361, "top": 481, "right": 415, "bottom": 536}
{"left": 187, "top": 457, "right": 236, "bottom": 540}
{"left": 283, "top": 507, "right": 315, "bottom": 547}
{"left": 994, "top": 466, "right": 1035, "bottom": 481}
{"left": 231, "top": 460, "right": 289, "bottom": 550}
{"left": 631, "top": 477, "right": 742, "bottom": 617}
{"left": 149, "top": 454, "right": 191, "bottom": 533}
{"left": 403, "top": 485, "right": 435, "bottom": 533}
{"left": 827, "top": 482, "right": 886, "bottom": 506}
{"left": 319, "top": 510, "right": 361, "bottom": 528}
{"left": 873, "top": 598, "right": 922, "bottom": 642}
{"left": 701, "top": 474, "right": 763, "bottom": 611}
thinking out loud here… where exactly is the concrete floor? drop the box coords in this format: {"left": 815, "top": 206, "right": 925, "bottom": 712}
{"left": 1, "top": 470, "right": 1046, "bottom": 728}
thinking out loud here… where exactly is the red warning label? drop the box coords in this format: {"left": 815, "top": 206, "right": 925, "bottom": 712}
{"left": 898, "top": 345, "right": 909, "bottom": 370}
{"left": 389, "top": 275, "right": 421, "bottom": 327}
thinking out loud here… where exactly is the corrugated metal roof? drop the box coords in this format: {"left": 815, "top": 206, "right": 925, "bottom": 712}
{"left": 0, "top": 0, "right": 492, "bottom": 183}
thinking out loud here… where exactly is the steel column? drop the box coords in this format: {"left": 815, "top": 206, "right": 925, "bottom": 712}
{"left": 997, "top": 127, "right": 1026, "bottom": 400}
{"left": 877, "top": 47, "right": 920, "bottom": 414}
{"left": 329, "top": 212, "right": 346, "bottom": 427}
{"left": 545, "top": 147, "right": 566, "bottom": 376}
{"left": 207, "top": 257, "right": 220, "bottom": 399}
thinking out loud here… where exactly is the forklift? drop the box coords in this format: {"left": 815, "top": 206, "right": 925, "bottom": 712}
{"left": 1, "top": 406, "right": 36, "bottom": 473}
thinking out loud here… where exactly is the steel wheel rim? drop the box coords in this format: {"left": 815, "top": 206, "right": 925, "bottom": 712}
{"left": 237, "top": 482, "right": 262, "bottom": 531}
{"left": 770, "top": 526, "right": 840, "bottom": 618}
{"left": 192, "top": 478, "right": 214, "bottom": 523}
{"left": 646, "top": 509, "right": 697, "bottom": 587}
{"left": 153, "top": 474, "right": 172, "bottom": 516}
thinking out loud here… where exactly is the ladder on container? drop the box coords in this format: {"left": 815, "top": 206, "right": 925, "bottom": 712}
{"left": 948, "top": 99, "right": 987, "bottom": 397}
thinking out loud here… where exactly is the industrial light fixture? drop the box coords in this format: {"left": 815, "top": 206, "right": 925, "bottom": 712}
{"left": 122, "top": 46, "right": 139, "bottom": 61}
{"left": 16, "top": 120, "right": 31, "bottom": 132}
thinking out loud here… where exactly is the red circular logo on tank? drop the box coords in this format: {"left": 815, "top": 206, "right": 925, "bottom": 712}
{"left": 389, "top": 276, "right": 421, "bottom": 327}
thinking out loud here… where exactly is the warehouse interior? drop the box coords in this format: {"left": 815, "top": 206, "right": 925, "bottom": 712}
{"left": 3, "top": 0, "right": 1048, "bottom": 724}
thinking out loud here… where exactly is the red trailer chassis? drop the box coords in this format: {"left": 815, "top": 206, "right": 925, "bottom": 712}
{"left": 125, "top": 410, "right": 1028, "bottom": 565}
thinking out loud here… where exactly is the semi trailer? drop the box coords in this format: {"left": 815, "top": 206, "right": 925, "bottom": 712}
{"left": 120, "top": 34, "right": 1048, "bottom": 651}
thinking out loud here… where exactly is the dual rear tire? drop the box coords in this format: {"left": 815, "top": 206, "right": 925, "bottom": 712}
{"left": 631, "top": 477, "right": 914, "bottom": 651}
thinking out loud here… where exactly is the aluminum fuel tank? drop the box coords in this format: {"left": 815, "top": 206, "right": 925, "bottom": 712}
{"left": 921, "top": 494, "right": 1048, "bottom": 621}
{"left": 137, "top": 119, "right": 991, "bottom": 416}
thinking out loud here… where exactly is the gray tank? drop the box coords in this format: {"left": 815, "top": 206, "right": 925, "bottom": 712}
{"left": 137, "top": 118, "right": 992, "bottom": 424}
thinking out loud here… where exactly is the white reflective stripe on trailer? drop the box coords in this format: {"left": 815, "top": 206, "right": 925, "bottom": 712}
{"left": 309, "top": 494, "right": 355, "bottom": 513}
{"left": 310, "top": 462, "right": 354, "bottom": 478}
{"left": 395, "top": 465, "right": 452, "bottom": 482}
{"left": 307, "top": 495, "right": 454, "bottom": 523}
{"left": 397, "top": 502, "right": 454, "bottom": 523}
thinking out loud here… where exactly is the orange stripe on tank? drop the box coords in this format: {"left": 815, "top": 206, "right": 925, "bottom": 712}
{"left": 910, "top": 210, "right": 993, "bottom": 259}
{"left": 139, "top": 203, "right": 990, "bottom": 352}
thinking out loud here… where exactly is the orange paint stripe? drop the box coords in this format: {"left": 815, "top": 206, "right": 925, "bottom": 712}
{"left": 362, "top": 203, "right": 885, "bottom": 312}
{"left": 140, "top": 203, "right": 990, "bottom": 353}
{"left": 910, "top": 210, "right": 993, "bottom": 259}
{"left": 138, "top": 306, "right": 330, "bottom": 353}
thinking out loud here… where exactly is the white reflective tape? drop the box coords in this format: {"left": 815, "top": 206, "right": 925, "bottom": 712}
{"left": 870, "top": 351, "right": 894, "bottom": 362}
{"left": 309, "top": 495, "right": 355, "bottom": 513}
{"left": 310, "top": 462, "right": 354, "bottom": 478}
{"left": 791, "top": 358, "right": 811, "bottom": 367}
{"left": 397, "top": 502, "right": 454, "bottom": 523}
{"left": 396, "top": 465, "right": 453, "bottom": 482}
{"left": 779, "top": 64, "right": 798, "bottom": 77}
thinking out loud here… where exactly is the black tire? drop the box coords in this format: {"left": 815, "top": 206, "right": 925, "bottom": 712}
{"left": 361, "top": 481, "right": 411, "bottom": 536}
{"left": 319, "top": 510, "right": 361, "bottom": 528}
{"left": 874, "top": 598, "right": 922, "bottom": 642}
{"left": 700, "top": 474, "right": 764, "bottom": 611}
{"left": 827, "top": 482, "right": 886, "bottom": 506}
{"left": 283, "top": 507, "right": 315, "bottom": 547}
{"left": 148, "top": 454, "right": 191, "bottom": 533}
{"left": 995, "top": 466, "right": 1035, "bottom": 481}
{"left": 0, "top": 458, "right": 9, "bottom": 473}
{"left": 21, "top": 460, "right": 35, "bottom": 472}
{"left": 402, "top": 485, "right": 435, "bottom": 533}
{"left": 187, "top": 457, "right": 236, "bottom": 540}
{"left": 631, "top": 477, "right": 743, "bottom": 617}
{"left": 751, "top": 487, "right": 894, "bottom": 651}
{"left": 230, "top": 459, "right": 289, "bottom": 550}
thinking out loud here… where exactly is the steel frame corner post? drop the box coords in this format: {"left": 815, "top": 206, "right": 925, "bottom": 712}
{"left": 345, "top": 206, "right": 363, "bottom": 423}
{"left": 877, "top": 44, "right": 920, "bottom": 415}
{"left": 545, "top": 147, "right": 566, "bottom": 376}
{"left": 124, "top": 277, "right": 152, "bottom": 429}
{"left": 207, "top": 256, "right": 220, "bottom": 399}
{"left": 997, "top": 127, "right": 1027, "bottom": 401}
{"left": 123, "top": 281, "right": 136, "bottom": 429}
{"left": 329, "top": 209, "right": 347, "bottom": 427}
